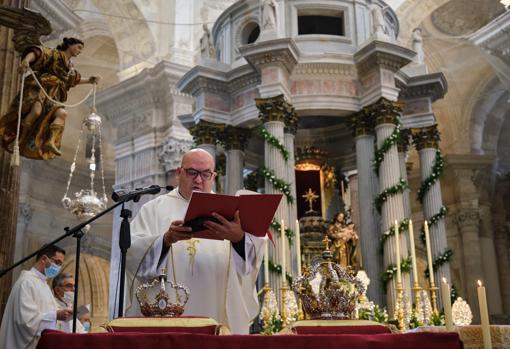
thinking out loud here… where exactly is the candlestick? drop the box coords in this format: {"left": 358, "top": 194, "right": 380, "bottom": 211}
{"left": 394, "top": 220, "right": 402, "bottom": 284}
{"left": 441, "top": 277, "right": 453, "bottom": 331}
{"left": 424, "top": 220, "right": 438, "bottom": 313}
{"left": 396, "top": 281, "right": 405, "bottom": 331}
{"left": 264, "top": 239, "right": 269, "bottom": 285}
{"left": 295, "top": 219, "right": 301, "bottom": 277}
{"left": 280, "top": 219, "right": 286, "bottom": 282}
{"left": 477, "top": 280, "right": 492, "bottom": 349}
{"left": 408, "top": 220, "right": 418, "bottom": 285}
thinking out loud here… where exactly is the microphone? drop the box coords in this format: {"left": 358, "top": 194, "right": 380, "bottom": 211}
{"left": 111, "top": 185, "right": 174, "bottom": 203}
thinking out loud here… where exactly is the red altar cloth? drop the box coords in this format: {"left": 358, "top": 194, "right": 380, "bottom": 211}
{"left": 37, "top": 330, "right": 463, "bottom": 349}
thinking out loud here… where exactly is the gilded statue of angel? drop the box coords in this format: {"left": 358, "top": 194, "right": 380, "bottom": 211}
{"left": 0, "top": 6, "right": 99, "bottom": 160}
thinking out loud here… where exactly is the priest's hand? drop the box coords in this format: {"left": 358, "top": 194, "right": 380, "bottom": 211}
{"left": 57, "top": 308, "right": 73, "bottom": 321}
{"left": 163, "top": 220, "right": 193, "bottom": 247}
{"left": 204, "top": 211, "right": 244, "bottom": 243}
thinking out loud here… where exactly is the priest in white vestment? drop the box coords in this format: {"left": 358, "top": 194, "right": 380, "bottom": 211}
{"left": 52, "top": 272, "right": 86, "bottom": 333}
{"left": 125, "top": 149, "right": 266, "bottom": 334}
{"left": 0, "top": 245, "right": 73, "bottom": 349}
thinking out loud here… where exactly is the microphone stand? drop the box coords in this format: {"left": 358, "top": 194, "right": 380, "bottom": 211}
{"left": 0, "top": 186, "right": 168, "bottom": 332}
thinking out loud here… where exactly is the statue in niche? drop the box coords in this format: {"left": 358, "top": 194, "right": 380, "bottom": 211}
{"left": 327, "top": 212, "right": 358, "bottom": 269}
{"left": 261, "top": 0, "right": 276, "bottom": 30}
{"left": 370, "top": 2, "right": 389, "bottom": 40}
{"left": 412, "top": 28, "right": 424, "bottom": 64}
{"left": 0, "top": 7, "right": 100, "bottom": 160}
{"left": 200, "top": 24, "right": 216, "bottom": 59}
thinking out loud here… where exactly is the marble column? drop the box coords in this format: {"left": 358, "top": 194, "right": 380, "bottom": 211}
{"left": 398, "top": 129, "right": 412, "bottom": 219}
{"left": 372, "top": 98, "right": 410, "bottom": 313}
{"left": 0, "top": 0, "right": 25, "bottom": 321}
{"left": 456, "top": 209, "right": 483, "bottom": 322}
{"left": 220, "top": 126, "right": 251, "bottom": 195}
{"left": 351, "top": 109, "right": 384, "bottom": 306}
{"left": 284, "top": 110, "right": 298, "bottom": 275}
{"left": 256, "top": 95, "right": 291, "bottom": 295}
{"left": 494, "top": 221, "right": 510, "bottom": 315}
{"left": 412, "top": 125, "right": 450, "bottom": 306}
{"left": 479, "top": 204, "right": 503, "bottom": 315}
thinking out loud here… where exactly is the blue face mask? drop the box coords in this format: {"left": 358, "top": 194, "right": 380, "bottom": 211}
{"left": 82, "top": 321, "right": 91, "bottom": 332}
{"left": 44, "top": 262, "right": 61, "bottom": 278}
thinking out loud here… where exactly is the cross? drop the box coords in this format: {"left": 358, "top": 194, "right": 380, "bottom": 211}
{"left": 322, "top": 235, "right": 331, "bottom": 250}
{"left": 302, "top": 188, "right": 319, "bottom": 213}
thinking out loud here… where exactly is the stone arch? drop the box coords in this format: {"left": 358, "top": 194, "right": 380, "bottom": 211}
{"left": 61, "top": 253, "right": 110, "bottom": 331}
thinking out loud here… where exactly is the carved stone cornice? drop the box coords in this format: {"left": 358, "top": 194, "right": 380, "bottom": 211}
{"left": 354, "top": 40, "right": 415, "bottom": 76}
{"left": 349, "top": 109, "right": 375, "bottom": 137}
{"left": 411, "top": 124, "right": 440, "bottom": 150}
{"left": 366, "top": 97, "right": 402, "bottom": 126}
{"left": 456, "top": 209, "right": 481, "bottom": 230}
{"left": 219, "top": 126, "right": 251, "bottom": 151}
{"left": 189, "top": 120, "right": 225, "bottom": 145}
{"left": 398, "top": 128, "right": 412, "bottom": 153}
{"left": 256, "top": 94, "right": 293, "bottom": 124}
{"left": 239, "top": 38, "right": 299, "bottom": 74}
{"left": 397, "top": 72, "right": 448, "bottom": 102}
{"left": 292, "top": 62, "right": 357, "bottom": 78}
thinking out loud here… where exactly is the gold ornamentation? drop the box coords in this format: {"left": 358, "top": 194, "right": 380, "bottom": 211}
{"left": 327, "top": 212, "right": 358, "bottom": 269}
{"left": 136, "top": 272, "right": 190, "bottom": 317}
{"left": 186, "top": 239, "right": 200, "bottom": 275}
{"left": 292, "top": 239, "right": 365, "bottom": 320}
{"left": 302, "top": 188, "right": 319, "bottom": 213}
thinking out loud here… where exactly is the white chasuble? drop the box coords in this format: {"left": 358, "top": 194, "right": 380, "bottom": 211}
{"left": 0, "top": 268, "right": 58, "bottom": 349}
{"left": 125, "top": 188, "right": 265, "bottom": 334}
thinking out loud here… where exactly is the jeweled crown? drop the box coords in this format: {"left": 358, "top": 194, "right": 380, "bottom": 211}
{"left": 292, "top": 237, "right": 365, "bottom": 320}
{"left": 136, "top": 271, "right": 190, "bottom": 317}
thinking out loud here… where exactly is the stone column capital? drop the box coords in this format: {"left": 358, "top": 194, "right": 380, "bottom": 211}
{"left": 398, "top": 128, "right": 412, "bottom": 153}
{"left": 256, "top": 94, "right": 291, "bottom": 124}
{"left": 456, "top": 209, "right": 481, "bottom": 229}
{"left": 219, "top": 126, "right": 251, "bottom": 151}
{"left": 411, "top": 124, "right": 440, "bottom": 151}
{"left": 349, "top": 109, "right": 375, "bottom": 137}
{"left": 284, "top": 107, "right": 299, "bottom": 134}
{"left": 367, "top": 97, "right": 402, "bottom": 126}
{"left": 189, "top": 120, "right": 225, "bottom": 145}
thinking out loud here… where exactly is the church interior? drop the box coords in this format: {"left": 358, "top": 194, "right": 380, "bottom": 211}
{"left": 0, "top": 0, "right": 509, "bottom": 346}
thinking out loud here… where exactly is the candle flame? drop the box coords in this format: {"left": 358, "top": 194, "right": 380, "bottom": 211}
{"left": 477, "top": 280, "right": 483, "bottom": 287}
{"left": 442, "top": 277, "right": 447, "bottom": 283}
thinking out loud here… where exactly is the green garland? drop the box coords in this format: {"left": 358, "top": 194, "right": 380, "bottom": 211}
{"left": 271, "top": 219, "right": 294, "bottom": 244}
{"left": 417, "top": 150, "right": 444, "bottom": 203}
{"left": 379, "top": 218, "right": 410, "bottom": 252}
{"left": 381, "top": 256, "right": 412, "bottom": 289}
{"left": 373, "top": 124, "right": 402, "bottom": 175}
{"left": 258, "top": 127, "right": 289, "bottom": 162}
{"left": 268, "top": 259, "right": 293, "bottom": 284}
{"left": 258, "top": 167, "right": 294, "bottom": 204}
{"left": 424, "top": 248, "right": 453, "bottom": 278}
{"left": 420, "top": 206, "right": 448, "bottom": 244}
{"left": 374, "top": 178, "right": 409, "bottom": 214}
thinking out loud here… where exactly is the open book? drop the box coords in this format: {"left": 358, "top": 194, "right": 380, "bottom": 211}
{"left": 183, "top": 190, "right": 282, "bottom": 240}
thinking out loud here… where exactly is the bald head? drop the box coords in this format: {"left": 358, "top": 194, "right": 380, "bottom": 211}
{"left": 177, "top": 148, "right": 216, "bottom": 200}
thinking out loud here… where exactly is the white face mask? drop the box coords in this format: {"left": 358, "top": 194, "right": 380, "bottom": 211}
{"left": 63, "top": 291, "right": 74, "bottom": 305}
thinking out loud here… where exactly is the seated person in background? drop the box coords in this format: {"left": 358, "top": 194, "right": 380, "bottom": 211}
{"left": 77, "top": 305, "right": 91, "bottom": 332}
{"left": 52, "top": 272, "right": 86, "bottom": 333}
{"left": 126, "top": 149, "right": 266, "bottom": 334}
{"left": 0, "top": 244, "right": 73, "bottom": 349}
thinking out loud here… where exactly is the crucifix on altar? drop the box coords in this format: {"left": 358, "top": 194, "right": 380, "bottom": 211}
{"left": 302, "top": 188, "right": 319, "bottom": 213}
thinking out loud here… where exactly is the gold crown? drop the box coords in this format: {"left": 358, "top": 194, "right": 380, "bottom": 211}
{"left": 136, "top": 272, "right": 190, "bottom": 317}
{"left": 295, "top": 146, "right": 328, "bottom": 167}
{"left": 292, "top": 237, "right": 365, "bottom": 320}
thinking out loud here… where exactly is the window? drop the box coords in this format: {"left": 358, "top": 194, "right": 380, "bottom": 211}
{"left": 298, "top": 11, "right": 344, "bottom": 36}
{"left": 240, "top": 22, "right": 260, "bottom": 45}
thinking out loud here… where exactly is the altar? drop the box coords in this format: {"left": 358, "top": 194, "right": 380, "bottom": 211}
{"left": 36, "top": 330, "right": 463, "bottom": 349}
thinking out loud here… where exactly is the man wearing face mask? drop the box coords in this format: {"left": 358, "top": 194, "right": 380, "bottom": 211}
{"left": 0, "top": 244, "right": 73, "bottom": 349}
{"left": 52, "top": 272, "right": 86, "bottom": 333}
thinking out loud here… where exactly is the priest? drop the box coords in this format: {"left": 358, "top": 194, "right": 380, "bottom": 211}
{"left": 52, "top": 272, "right": 86, "bottom": 333}
{"left": 125, "top": 149, "right": 265, "bottom": 334}
{"left": 0, "top": 244, "right": 73, "bottom": 349}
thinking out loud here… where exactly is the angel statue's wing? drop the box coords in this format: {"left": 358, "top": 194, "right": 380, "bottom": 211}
{"left": 0, "top": 6, "right": 52, "bottom": 54}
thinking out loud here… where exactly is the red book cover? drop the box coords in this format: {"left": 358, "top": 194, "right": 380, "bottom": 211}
{"left": 183, "top": 191, "right": 282, "bottom": 240}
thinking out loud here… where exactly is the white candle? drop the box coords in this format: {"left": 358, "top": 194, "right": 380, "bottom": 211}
{"left": 477, "top": 280, "right": 492, "bottom": 349}
{"left": 264, "top": 239, "right": 269, "bottom": 285}
{"left": 408, "top": 220, "right": 419, "bottom": 284}
{"left": 280, "top": 219, "right": 286, "bottom": 281}
{"left": 394, "top": 220, "right": 402, "bottom": 284}
{"left": 424, "top": 220, "right": 435, "bottom": 286}
{"left": 441, "top": 277, "right": 453, "bottom": 331}
{"left": 341, "top": 180, "right": 346, "bottom": 202}
{"left": 295, "top": 219, "right": 301, "bottom": 277}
